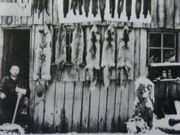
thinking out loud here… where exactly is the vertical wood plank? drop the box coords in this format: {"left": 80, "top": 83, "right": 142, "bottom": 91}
{"left": 89, "top": 84, "right": 100, "bottom": 132}
{"left": 43, "top": 81, "right": 56, "bottom": 132}
{"left": 33, "top": 85, "right": 45, "bottom": 132}
{"left": 157, "top": 0, "right": 165, "bottom": 28}
{"left": 106, "top": 81, "right": 116, "bottom": 132}
{"left": 0, "top": 28, "right": 4, "bottom": 79}
{"left": 134, "top": 29, "right": 140, "bottom": 79}
{"left": 64, "top": 81, "right": 74, "bottom": 132}
{"left": 150, "top": 0, "right": 158, "bottom": 28}
{"left": 140, "top": 29, "right": 148, "bottom": 77}
{"left": 81, "top": 82, "right": 90, "bottom": 132}
{"left": 52, "top": 0, "right": 59, "bottom": 25}
{"left": 165, "top": 0, "right": 175, "bottom": 29}
{"left": 175, "top": 0, "right": 180, "bottom": 29}
{"left": 54, "top": 81, "right": 65, "bottom": 132}
{"left": 98, "top": 86, "right": 108, "bottom": 132}
{"left": 178, "top": 33, "right": 180, "bottom": 62}
{"left": 72, "top": 82, "right": 83, "bottom": 132}
{"left": 128, "top": 80, "right": 135, "bottom": 118}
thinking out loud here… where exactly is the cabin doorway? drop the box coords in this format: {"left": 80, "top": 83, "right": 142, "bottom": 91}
{"left": 2, "top": 29, "right": 30, "bottom": 128}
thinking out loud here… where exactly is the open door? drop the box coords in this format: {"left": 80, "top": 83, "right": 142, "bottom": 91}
{"left": 2, "top": 29, "right": 30, "bottom": 128}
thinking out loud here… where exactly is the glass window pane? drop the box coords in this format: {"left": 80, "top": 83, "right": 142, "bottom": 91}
{"left": 163, "top": 50, "right": 175, "bottom": 62}
{"left": 150, "top": 33, "right": 161, "bottom": 47}
{"left": 149, "top": 49, "right": 161, "bottom": 63}
{"left": 163, "top": 34, "right": 175, "bottom": 48}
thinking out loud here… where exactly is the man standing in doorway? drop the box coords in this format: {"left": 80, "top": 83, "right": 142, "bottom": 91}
{"left": 0, "top": 65, "right": 27, "bottom": 124}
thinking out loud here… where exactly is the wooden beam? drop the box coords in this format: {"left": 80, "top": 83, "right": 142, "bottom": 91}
{"left": 0, "top": 28, "right": 4, "bottom": 79}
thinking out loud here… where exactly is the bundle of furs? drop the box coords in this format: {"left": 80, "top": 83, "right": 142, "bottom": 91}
{"left": 101, "top": 25, "right": 115, "bottom": 88}
{"left": 33, "top": 25, "right": 52, "bottom": 81}
{"left": 71, "top": 0, "right": 83, "bottom": 15}
{"left": 33, "top": 0, "right": 49, "bottom": 17}
{"left": 71, "top": 24, "right": 84, "bottom": 66}
{"left": 127, "top": 77, "right": 154, "bottom": 133}
{"left": 55, "top": 26, "right": 67, "bottom": 80}
{"left": 0, "top": 123, "right": 25, "bottom": 135}
{"left": 117, "top": 25, "right": 131, "bottom": 86}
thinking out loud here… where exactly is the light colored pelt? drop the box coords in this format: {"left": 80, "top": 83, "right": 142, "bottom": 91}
{"left": 86, "top": 25, "right": 101, "bottom": 70}
{"left": 71, "top": 24, "right": 84, "bottom": 65}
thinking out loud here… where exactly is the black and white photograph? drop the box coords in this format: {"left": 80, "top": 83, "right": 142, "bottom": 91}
{"left": 0, "top": 0, "right": 180, "bottom": 134}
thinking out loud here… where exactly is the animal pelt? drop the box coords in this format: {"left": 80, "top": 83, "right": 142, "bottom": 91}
{"left": 78, "top": 0, "right": 83, "bottom": 15}
{"left": 84, "top": 0, "right": 91, "bottom": 17}
{"left": 126, "top": 0, "right": 132, "bottom": 20}
{"left": 71, "top": 0, "right": 78, "bottom": 15}
{"left": 86, "top": 25, "right": 101, "bottom": 70}
{"left": 71, "top": 24, "right": 84, "bottom": 66}
{"left": 99, "top": 0, "right": 106, "bottom": 21}
{"left": 134, "top": 77, "right": 154, "bottom": 130}
{"left": 55, "top": 26, "right": 67, "bottom": 80}
{"left": 101, "top": 25, "right": 115, "bottom": 68}
{"left": 63, "top": 0, "right": 69, "bottom": 18}
{"left": 117, "top": 0, "right": 124, "bottom": 18}
{"left": 136, "top": 0, "right": 142, "bottom": 19}
{"left": 117, "top": 26, "right": 131, "bottom": 85}
{"left": 33, "top": 0, "right": 50, "bottom": 17}
{"left": 33, "top": 25, "right": 52, "bottom": 81}
{"left": 101, "top": 25, "right": 115, "bottom": 88}
{"left": 109, "top": 0, "right": 116, "bottom": 18}
{"left": 143, "top": 0, "right": 151, "bottom": 18}
{"left": 92, "top": 0, "right": 98, "bottom": 17}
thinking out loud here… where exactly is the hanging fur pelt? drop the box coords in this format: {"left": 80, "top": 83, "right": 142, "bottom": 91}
{"left": 33, "top": 0, "right": 50, "bottom": 17}
{"left": 55, "top": 26, "right": 67, "bottom": 80}
{"left": 117, "top": 0, "right": 124, "bottom": 18}
{"left": 33, "top": 25, "right": 52, "bottom": 81}
{"left": 78, "top": 0, "right": 84, "bottom": 15}
{"left": 71, "top": 0, "right": 78, "bottom": 15}
{"left": 92, "top": 0, "right": 98, "bottom": 17}
{"left": 101, "top": 25, "right": 115, "bottom": 88}
{"left": 86, "top": 25, "right": 101, "bottom": 70}
{"left": 117, "top": 26, "right": 131, "bottom": 86}
{"left": 71, "top": 24, "right": 84, "bottom": 66}
{"left": 101, "top": 25, "right": 115, "bottom": 67}
{"left": 63, "top": 0, "right": 69, "bottom": 18}
{"left": 110, "top": 0, "right": 116, "bottom": 18}
{"left": 136, "top": 0, "right": 141, "bottom": 19}
{"left": 126, "top": 0, "right": 132, "bottom": 20}
{"left": 143, "top": 0, "right": 151, "bottom": 18}
{"left": 84, "top": 0, "right": 91, "bottom": 17}
{"left": 99, "top": 0, "right": 106, "bottom": 21}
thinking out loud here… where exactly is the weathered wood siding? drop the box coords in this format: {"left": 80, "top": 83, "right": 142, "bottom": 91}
{"left": 29, "top": 26, "right": 148, "bottom": 133}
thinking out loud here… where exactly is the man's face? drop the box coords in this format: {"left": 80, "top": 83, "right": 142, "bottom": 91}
{"left": 10, "top": 66, "right": 20, "bottom": 77}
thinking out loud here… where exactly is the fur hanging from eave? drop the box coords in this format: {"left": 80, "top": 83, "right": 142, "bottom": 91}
{"left": 71, "top": 0, "right": 83, "bottom": 15}
{"left": 71, "top": 24, "right": 84, "bottom": 66}
{"left": 33, "top": 0, "right": 50, "bottom": 17}
{"left": 109, "top": 0, "right": 116, "bottom": 18}
{"left": 101, "top": 25, "right": 115, "bottom": 88}
{"left": 84, "top": 0, "right": 91, "bottom": 17}
{"left": 55, "top": 26, "right": 67, "bottom": 72}
{"left": 99, "top": 0, "right": 106, "bottom": 21}
{"left": 86, "top": 25, "right": 101, "bottom": 70}
{"left": 101, "top": 25, "right": 115, "bottom": 67}
{"left": 117, "top": 25, "right": 131, "bottom": 69}
{"left": 63, "top": 0, "right": 69, "bottom": 17}
{"left": 117, "top": 0, "right": 124, "bottom": 18}
{"left": 33, "top": 25, "right": 52, "bottom": 81}
{"left": 92, "top": 0, "right": 98, "bottom": 17}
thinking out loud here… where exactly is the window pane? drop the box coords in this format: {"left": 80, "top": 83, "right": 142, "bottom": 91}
{"left": 164, "top": 34, "right": 175, "bottom": 48}
{"left": 150, "top": 33, "right": 161, "bottom": 47}
{"left": 149, "top": 49, "right": 161, "bottom": 63}
{"left": 163, "top": 50, "right": 175, "bottom": 62}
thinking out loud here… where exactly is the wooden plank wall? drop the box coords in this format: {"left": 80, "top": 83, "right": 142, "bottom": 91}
{"left": 30, "top": 27, "right": 148, "bottom": 133}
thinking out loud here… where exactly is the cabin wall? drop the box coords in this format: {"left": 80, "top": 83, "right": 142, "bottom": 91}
{"left": 0, "top": 0, "right": 179, "bottom": 133}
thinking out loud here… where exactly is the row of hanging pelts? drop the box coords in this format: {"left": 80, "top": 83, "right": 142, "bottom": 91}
{"left": 63, "top": 0, "right": 151, "bottom": 21}
{"left": 55, "top": 24, "right": 132, "bottom": 89}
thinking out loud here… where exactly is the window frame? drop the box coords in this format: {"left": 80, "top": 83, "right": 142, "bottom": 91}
{"left": 148, "top": 31, "right": 177, "bottom": 64}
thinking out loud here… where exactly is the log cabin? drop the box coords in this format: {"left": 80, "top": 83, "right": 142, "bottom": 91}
{"left": 0, "top": 0, "right": 179, "bottom": 133}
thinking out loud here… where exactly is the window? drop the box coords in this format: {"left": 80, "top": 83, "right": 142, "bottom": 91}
{"left": 148, "top": 32, "right": 176, "bottom": 63}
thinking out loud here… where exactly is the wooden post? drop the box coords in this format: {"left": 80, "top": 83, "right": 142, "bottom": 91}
{"left": 0, "top": 28, "right": 3, "bottom": 79}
